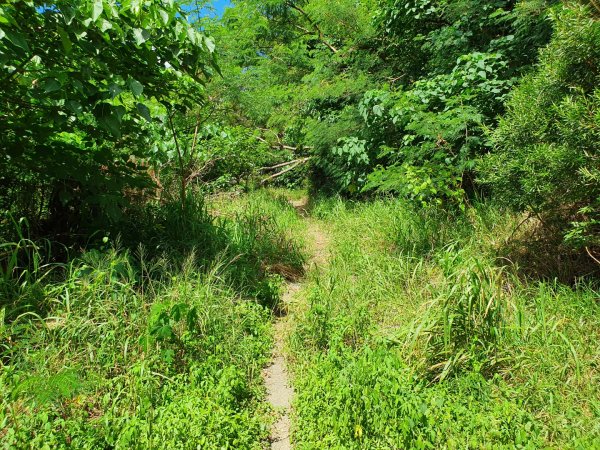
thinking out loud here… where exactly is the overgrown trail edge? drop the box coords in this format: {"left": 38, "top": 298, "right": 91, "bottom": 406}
{"left": 262, "top": 197, "right": 330, "bottom": 450}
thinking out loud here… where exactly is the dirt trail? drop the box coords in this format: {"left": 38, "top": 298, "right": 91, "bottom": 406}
{"left": 262, "top": 197, "right": 329, "bottom": 450}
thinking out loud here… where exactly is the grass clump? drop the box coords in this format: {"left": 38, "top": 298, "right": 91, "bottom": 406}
{"left": 417, "top": 249, "right": 509, "bottom": 381}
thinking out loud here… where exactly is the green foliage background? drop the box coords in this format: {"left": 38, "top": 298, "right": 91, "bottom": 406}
{"left": 2, "top": 0, "right": 600, "bottom": 448}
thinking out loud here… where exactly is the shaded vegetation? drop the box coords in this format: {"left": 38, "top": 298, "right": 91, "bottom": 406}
{"left": 0, "top": 192, "right": 305, "bottom": 448}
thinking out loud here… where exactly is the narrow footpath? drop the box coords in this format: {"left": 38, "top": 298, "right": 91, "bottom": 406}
{"left": 262, "top": 197, "right": 330, "bottom": 450}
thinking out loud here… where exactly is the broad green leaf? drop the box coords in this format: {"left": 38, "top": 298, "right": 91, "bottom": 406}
{"left": 108, "top": 83, "right": 122, "bottom": 98}
{"left": 75, "top": 29, "right": 88, "bottom": 40}
{"left": 92, "top": 0, "right": 103, "bottom": 21}
{"left": 107, "top": 2, "right": 119, "bottom": 18}
{"left": 186, "top": 27, "right": 197, "bottom": 45}
{"left": 62, "top": 6, "right": 76, "bottom": 25}
{"left": 136, "top": 102, "right": 152, "bottom": 122}
{"left": 129, "top": 0, "right": 141, "bottom": 14}
{"left": 66, "top": 100, "right": 83, "bottom": 114}
{"left": 129, "top": 79, "right": 144, "bottom": 96}
{"left": 57, "top": 27, "right": 72, "bottom": 53}
{"left": 101, "top": 115, "right": 121, "bottom": 137}
{"left": 5, "top": 29, "right": 29, "bottom": 52}
{"left": 114, "top": 105, "right": 126, "bottom": 121}
{"left": 158, "top": 9, "right": 169, "bottom": 25}
{"left": 133, "top": 28, "right": 149, "bottom": 45}
{"left": 43, "top": 78, "right": 61, "bottom": 93}
{"left": 175, "top": 21, "right": 184, "bottom": 39}
{"left": 204, "top": 36, "right": 215, "bottom": 53}
{"left": 0, "top": 7, "right": 16, "bottom": 26}
{"left": 99, "top": 19, "right": 113, "bottom": 32}
{"left": 489, "top": 8, "right": 507, "bottom": 19}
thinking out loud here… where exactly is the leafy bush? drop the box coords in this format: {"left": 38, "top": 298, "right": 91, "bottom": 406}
{"left": 288, "top": 0, "right": 555, "bottom": 200}
{"left": 0, "top": 1, "right": 216, "bottom": 233}
{"left": 479, "top": 4, "right": 600, "bottom": 249}
{"left": 315, "top": 137, "right": 371, "bottom": 194}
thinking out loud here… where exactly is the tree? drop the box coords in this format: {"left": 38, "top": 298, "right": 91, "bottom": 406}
{"left": 0, "top": 0, "right": 217, "bottom": 230}
{"left": 479, "top": 3, "right": 600, "bottom": 249}
{"left": 201, "top": 0, "right": 556, "bottom": 198}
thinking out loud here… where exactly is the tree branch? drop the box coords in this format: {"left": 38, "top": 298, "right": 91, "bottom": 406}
{"left": 286, "top": 2, "right": 338, "bottom": 54}
{"left": 259, "top": 157, "right": 312, "bottom": 172}
{"left": 168, "top": 112, "right": 186, "bottom": 209}
{"left": 260, "top": 157, "right": 311, "bottom": 184}
{"left": 185, "top": 157, "right": 225, "bottom": 184}
{"left": 254, "top": 134, "right": 313, "bottom": 151}
{"left": 0, "top": 54, "right": 35, "bottom": 86}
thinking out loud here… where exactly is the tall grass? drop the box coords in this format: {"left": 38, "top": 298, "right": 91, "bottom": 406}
{"left": 414, "top": 249, "right": 509, "bottom": 381}
{"left": 0, "top": 191, "right": 306, "bottom": 448}
{"left": 289, "top": 196, "right": 600, "bottom": 448}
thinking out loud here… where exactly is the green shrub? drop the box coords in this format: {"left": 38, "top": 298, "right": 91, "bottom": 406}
{"left": 479, "top": 4, "right": 600, "bottom": 249}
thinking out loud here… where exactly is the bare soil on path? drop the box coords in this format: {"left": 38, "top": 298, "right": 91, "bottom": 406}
{"left": 262, "top": 197, "right": 330, "bottom": 450}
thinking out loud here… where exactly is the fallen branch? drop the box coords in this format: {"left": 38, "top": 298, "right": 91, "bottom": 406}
{"left": 254, "top": 135, "right": 313, "bottom": 151}
{"left": 259, "top": 157, "right": 312, "bottom": 172}
{"left": 260, "top": 157, "right": 311, "bottom": 184}
{"left": 185, "top": 157, "right": 225, "bottom": 184}
{"left": 585, "top": 246, "right": 600, "bottom": 266}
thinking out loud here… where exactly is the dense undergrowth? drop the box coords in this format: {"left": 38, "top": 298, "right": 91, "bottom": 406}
{"left": 2, "top": 186, "right": 599, "bottom": 448}
{"left": 289, "top": 196, "right": 600, "bottom": 449}
{"left": 2, "top": 0, "right": 600, "bottom": 448}
{"left": 0, "top": 192, "right": 305, "bottom": 449}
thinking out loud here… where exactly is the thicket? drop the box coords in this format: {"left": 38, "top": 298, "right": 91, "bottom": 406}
{"left": 205, "top": 0, "right": 600, "bottom": 263}
{"left": 3, "top": 1, "right": 600, "bottom": 259}
{"left": 2, "top": 0, "right": 600, "bottom": 448}
{"left": 0, "top": 0, "right": 219, "bottom": 237}
{"left": 480, "top": 4, "right": 600, "bottom": 250}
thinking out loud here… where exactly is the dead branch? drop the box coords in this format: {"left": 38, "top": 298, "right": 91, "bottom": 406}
{"left": 254, "top": 135, "right": 313, "bottom": 151}
{"left": 259, "top": 157, "right": 312, "bottom": 172}
{"left": 585, "top": 246, "right": 600, "bottom": 265}
{"left": 260, "top": 157, "right": 311, "bottom": 184}
{"left": 185, "top": 156, "right": 225, "bottom": 184}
